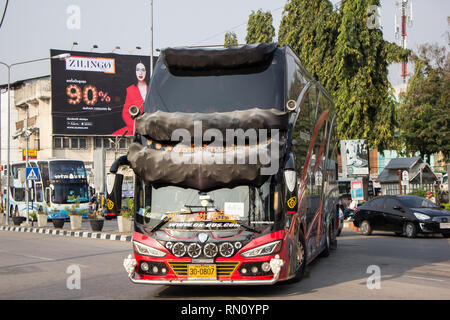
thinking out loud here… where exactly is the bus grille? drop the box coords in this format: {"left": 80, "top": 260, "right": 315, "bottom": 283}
{"left": 167, "top": 261, "right": 239, "bottom": 277}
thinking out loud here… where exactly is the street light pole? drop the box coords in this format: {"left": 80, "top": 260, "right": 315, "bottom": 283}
{"left": 0, "top": 53, "right": 70, "bottom": 225}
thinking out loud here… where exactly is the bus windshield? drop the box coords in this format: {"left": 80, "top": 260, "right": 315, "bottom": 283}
{"left": 49, "top": 161, "right": 87, "bottom": 180}
{"left": 145, "top": 51, "right": 285, "bottom": 114}
{"left": 140, "top": 177, "right": 280, "bottom": 229}
{"left": 52, "top": 183, "right": 89, "bottom": 204}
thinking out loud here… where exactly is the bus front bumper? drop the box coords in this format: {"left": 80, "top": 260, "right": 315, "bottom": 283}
{"left": 123, "top": 254, "right": 284, "bottom": 286}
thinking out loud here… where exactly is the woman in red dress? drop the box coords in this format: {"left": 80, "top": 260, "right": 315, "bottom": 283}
{"left": 113, "top": 62, "right": 148, "bottom": 135}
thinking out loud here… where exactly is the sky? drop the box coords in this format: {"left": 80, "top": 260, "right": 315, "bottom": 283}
{"left": 0, "top": 0, "right": 448, "bottom": 87}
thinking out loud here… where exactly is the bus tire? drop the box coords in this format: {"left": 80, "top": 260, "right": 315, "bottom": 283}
{"left": 286, "top": 230, "right": 307, "bottom": 283}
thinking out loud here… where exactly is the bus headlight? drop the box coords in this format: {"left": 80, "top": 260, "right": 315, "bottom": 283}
{"left": 240, "top": 240, "right": 282, "bottom": 258}
{"left": 133, "top": 241, "right": 167, "bottom": 257}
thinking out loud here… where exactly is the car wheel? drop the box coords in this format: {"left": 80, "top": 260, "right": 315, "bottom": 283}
{"left": 404, "top": 222, "right": 417, "bottom": 238}
{"left": 360, "top": 220, "right": 372, "bottom": 236}
{"left": 286, "top": 230, "right": 307, "bottom": 283}
{"left": 442, "top": 233, "right": 450, "bottom": 238}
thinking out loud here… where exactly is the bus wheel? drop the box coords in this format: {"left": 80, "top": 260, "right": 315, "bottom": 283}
{"left": 287, "top": 230, "right": 307, "bottom": 283}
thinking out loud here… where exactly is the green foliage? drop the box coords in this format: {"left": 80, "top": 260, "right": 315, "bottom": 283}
{"left": 398, "top": 43, "right": 450, "bottom": 164}
{"left": 121, "top": 198, "right": 135, "bottom": 219}
{"left": 442, "top": 203, "right": 450, "bottom": 210}
{"left": 278, "top": 0, "right": 412, "bottom": 152}
{"left": 29, "top": 211, "right": 36, "bottom": 221}
{"left": 224, "top": 32, "right": 238, "bottom": 47}
{"left": 65, "top": 195, "right": 88, "bottom": 216}
{"left": 245, "top": 9, "right": 275, "bottom": 44}
{"left": 408, "top": 189, "right": 427, "bottom": 198}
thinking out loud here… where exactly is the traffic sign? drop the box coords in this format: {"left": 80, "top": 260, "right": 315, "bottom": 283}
{"left": 26, "top": 167, "right": 40, "bottom": 181}
{"left": 402, "top": 170, "right": 409, "bottom": 181}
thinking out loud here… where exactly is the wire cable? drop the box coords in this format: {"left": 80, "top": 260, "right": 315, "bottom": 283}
{"left": 0, "top": 0, "right": 9, "bottom": 30}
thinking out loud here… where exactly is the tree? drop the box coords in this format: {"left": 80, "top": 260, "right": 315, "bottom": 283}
{"left": 245, "top": 9, "right": 275, "bottom": 44}
{"left": 279, "top": 0, "right": 410, "bottom": 152}
{"left": 224, "top": 32, "right": 238, "bottom": 47}
{"left": 398, "top": 43, "right": 450, "bottom": 164}
{"left": 279, "top": 0, "right": 339, "bottom": 92}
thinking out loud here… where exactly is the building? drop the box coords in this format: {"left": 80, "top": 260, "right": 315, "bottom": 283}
{"left": 1, "top": 76, "right": 132, "bottom": 193}
{"left": 377, "top": 156, "right": 438, "bottom": 195}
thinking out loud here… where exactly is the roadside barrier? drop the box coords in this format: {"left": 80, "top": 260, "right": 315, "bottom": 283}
{"left": 0, "top": 225, "right": 132, "bottom": 242}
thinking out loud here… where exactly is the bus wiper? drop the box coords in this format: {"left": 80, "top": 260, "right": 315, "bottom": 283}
{"left": 150, "top": 210, "right": 195, "bottom": 233}
{"left": 236, "top": 221, "right": 260, "bottom": 233}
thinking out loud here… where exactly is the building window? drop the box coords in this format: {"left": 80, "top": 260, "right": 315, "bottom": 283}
{"left": 103, "top": 138, "right": 111, "bottom": 149}
{"left": 63, "top": 137, "right": 69, "bottom": 149}
{"left": 79, "top": 138, "right": 87, "bottom": 149}
{"left": 95, "top": 138, "right": 102, "bottom": 149}
{"left": 119, "top": 139, "right": 127, "bottom": 149}
{"left": 71, "top": 138, "right": 79, "bottom": 149}
{"left": 53, "top": 137, "right": 62, "bottom": 149}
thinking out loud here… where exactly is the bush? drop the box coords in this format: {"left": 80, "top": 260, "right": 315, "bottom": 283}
{"left": 408, "top": 189, "right": 428, "bottom": 197}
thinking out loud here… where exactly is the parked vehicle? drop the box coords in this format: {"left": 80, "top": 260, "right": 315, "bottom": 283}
{"left": 337, "top": 207, "right": 344, "bottom": 236}
{"left": 5, "top": 160, "right": 89, "bottom": 219}
{"left": 353, "top": 195, "right": 450, "bottom": 238}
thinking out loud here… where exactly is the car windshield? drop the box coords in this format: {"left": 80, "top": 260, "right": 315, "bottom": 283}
{"left": 139, "top": 177, "right": 281, "bottom": 229}
{"left": 145, "top": 51, "right": 285, "bottom": 113}
{"left": 398, "top": 196, "right": 439, "bottom": 209}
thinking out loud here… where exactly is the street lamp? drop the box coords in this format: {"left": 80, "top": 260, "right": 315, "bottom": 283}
{"left": 0, "top": 53, "right": 71, "bottom": 225}
{"left": 129, "top": 46, "right": 141, "bottom": 54}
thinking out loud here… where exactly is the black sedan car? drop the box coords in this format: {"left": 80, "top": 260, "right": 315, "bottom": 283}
{"left": 353, "top": 195, "right": 450, "bottom": 238}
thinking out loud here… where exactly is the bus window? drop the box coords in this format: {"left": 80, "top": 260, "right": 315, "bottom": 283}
{"left": 35, "top": 183, "right": 43, "bottom": 202}
{"left": 14, "top": 188, "right": 25, "bottom": 201}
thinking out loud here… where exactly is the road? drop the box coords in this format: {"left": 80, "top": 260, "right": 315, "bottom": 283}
{"left": 0, "top": 229, "right": 449, "bottom": 300}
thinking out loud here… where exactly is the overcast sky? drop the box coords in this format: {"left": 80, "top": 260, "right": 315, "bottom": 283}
{"left": 0, "top": 0, "right": 448, "bottom": 86}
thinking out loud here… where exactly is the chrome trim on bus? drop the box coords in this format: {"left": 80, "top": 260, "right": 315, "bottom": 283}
{"left": 127, "top": 272, "right": 280, "bottom": 286}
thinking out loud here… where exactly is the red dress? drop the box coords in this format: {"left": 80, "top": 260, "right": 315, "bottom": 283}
{"left": 113, "top": 84, "right": 147, "bottom": 136}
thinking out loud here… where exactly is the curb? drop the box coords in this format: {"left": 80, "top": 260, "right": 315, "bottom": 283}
{"left": 0, "top": 225, "right": 132, "bottom": 242}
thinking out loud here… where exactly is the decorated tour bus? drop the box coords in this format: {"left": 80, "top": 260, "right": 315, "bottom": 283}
{"left": 6, "top": 159, "right": 89, "bottom": 219}
{"left": 108, "top": 43, "right": 339, "bottom": 285}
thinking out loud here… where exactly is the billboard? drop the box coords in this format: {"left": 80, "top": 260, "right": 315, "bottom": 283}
{"left": 341, "top": 139, "right": 369, "bottom": 177}
{"left": 51, "top": 49, "right": 153, "bottom": 136}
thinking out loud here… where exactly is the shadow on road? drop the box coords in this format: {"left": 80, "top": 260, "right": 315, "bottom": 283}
{"left": 153, "top": 230, "right": 450, "bottom": 299}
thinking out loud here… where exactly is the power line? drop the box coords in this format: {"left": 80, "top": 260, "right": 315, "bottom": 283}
{"left": 0, "top": 0, "right": 9, "bottom": 30}
{"left": 193, "top": 6, "right": 283, "bottom": 46}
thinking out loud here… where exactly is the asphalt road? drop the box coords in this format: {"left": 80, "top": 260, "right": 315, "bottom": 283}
{"left": 0, "top": 229, "right": 449, "bottom": 300}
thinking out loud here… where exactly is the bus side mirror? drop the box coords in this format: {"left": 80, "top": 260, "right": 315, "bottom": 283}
{"left": 106, "top": 173, "right": 124, "bottom": 216}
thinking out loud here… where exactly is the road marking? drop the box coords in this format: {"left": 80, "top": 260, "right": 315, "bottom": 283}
{"left": 403, "top": 275, "right": 445, "bottom": 282}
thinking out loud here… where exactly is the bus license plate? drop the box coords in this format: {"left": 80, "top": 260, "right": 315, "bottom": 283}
{"left": 440, "top": 223, "right": 450, "bottom": 229}
{"left": 188, "top": 265, "right": 216, "bottom": 280}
